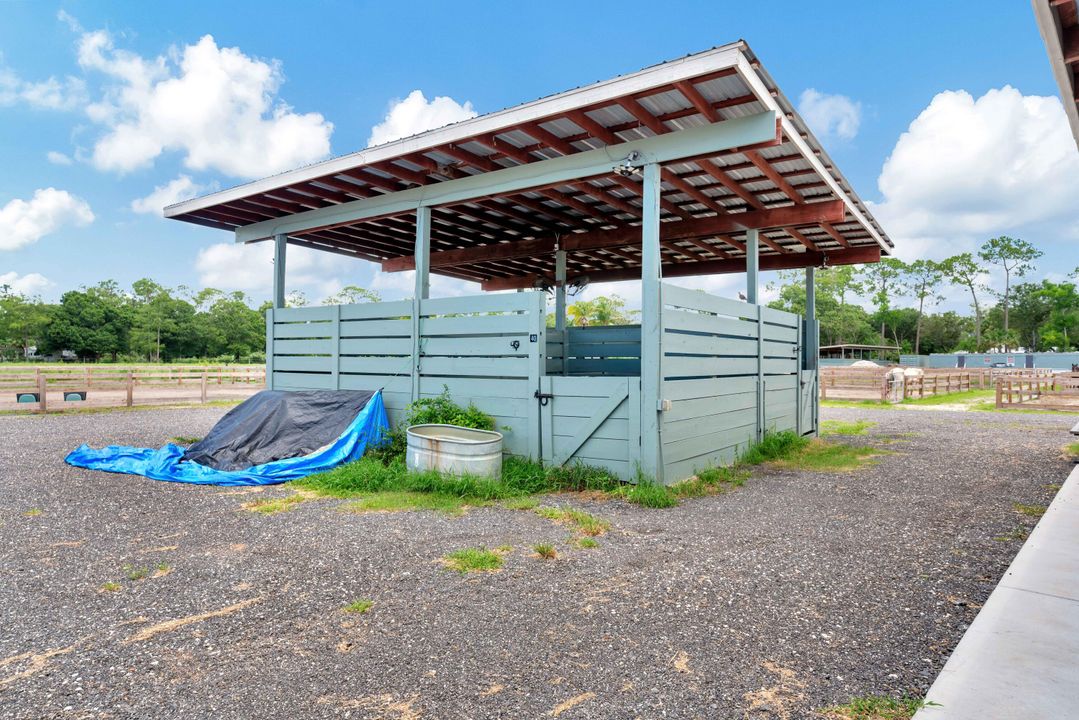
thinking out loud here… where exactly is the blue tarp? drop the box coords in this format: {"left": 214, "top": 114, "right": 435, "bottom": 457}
{"left": 65, "top": 390, "right": 388, "bottom": 486}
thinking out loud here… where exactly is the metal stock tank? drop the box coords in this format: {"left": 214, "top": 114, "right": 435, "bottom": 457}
{"left": 405, "top": 424, "right": 503, "bottom": 478}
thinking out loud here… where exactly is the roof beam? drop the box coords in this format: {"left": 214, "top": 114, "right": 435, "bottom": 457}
{"left": 234, "top": 111, "right": 779, "bottom": 243}
{"left": 382, "top": 200, "right": 844, "bottom": 272}
{"left": 479, "top": 245, "right": 882, "bottom": 291}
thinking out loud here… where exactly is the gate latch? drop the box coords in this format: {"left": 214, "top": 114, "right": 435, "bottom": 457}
{"left": 534, "top": 389, "right": 554, "bottom": 406}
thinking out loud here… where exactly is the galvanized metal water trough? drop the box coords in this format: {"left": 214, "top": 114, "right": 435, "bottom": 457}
{"left": 405, "top": 424, "right": 503, "bottom": 478}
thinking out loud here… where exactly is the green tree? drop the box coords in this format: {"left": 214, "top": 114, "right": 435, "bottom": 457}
{"left": 130, "top": 279, "right": 198, "bottom": 362}
{"left": 193, "top": 291, "right": 265, "bottom": 360}
{"left": 904, "top": 259, "right": 944, "bottom": 355}
{"left": 978, "top": 236, "right": 1042, "bottom": 343}
{"left": 566, "top": 295, "right": 638, "bottom": 326}
{"left": 767, "top": 268, "right": 877, "bottom": 346}
{"left": 324, "top": 285, "right": 380, "bottom": 305}
{"left": 940, "top": 253, "right": 986, "bottom": 351}
{"left": 45, "top": 281, "right": 134, "bottom": 361}
{"left": 0, "top": 287, "right": 50, "bottom": 360}
{"left": 858, "top": 258, "right": 908, "bottom": 343}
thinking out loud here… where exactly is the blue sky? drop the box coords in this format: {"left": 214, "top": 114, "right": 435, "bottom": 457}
{"left": 1, "top": 1, "right": 1076, "bottom": 310}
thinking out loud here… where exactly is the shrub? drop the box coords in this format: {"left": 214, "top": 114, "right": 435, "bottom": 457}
{"left": 368, "top": 386, "right": 495, "bottom": 464}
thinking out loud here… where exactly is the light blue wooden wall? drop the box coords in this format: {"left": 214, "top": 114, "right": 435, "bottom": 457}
{"left": 539, "top": 375, "right": 641, "bottom": 480}
{"left": 547, "top": 325, "right": 641, "bottom": 376}
{"left": 658, "top": 283, "right": 803, "bottom": 483}
{"left": 267, "top": 292, "right": 546, "bottom": 456}
{"left": 266, "top": 284, "right": 818, "bottom": 484}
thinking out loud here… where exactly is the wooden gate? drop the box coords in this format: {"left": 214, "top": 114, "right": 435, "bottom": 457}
{"left": 539, "top": 375, "right": 641, "bottom": 480}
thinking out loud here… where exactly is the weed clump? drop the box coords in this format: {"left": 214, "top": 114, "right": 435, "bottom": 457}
{"left": 443, "top": 547, "right": 504, "bottom": 573}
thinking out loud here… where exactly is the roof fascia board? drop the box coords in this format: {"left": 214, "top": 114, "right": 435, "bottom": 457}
{"left": 733, "top": 55, "right": 891, "bottom": 253}
{"left": 1032, "top": 0, "right": 1079, "bottom": 146}
{"left": 233, "top": 109, "right": 779, "bottom": 243}
{"left": 166, "top": 44, "right": 745, "bottom": 219}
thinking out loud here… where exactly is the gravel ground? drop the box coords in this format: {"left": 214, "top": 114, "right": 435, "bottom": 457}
{"left": 0, "top": 406, "right": 1075, "bottom": 719}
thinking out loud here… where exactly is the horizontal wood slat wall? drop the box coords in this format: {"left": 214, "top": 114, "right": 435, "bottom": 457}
{"left": 267, "top": 292, "right": 547, "bottom": 456}
{"left": 546, "top": 325, "right": 642, "bottom": 376}
{"left": 659, "top": 282, "right": 801, "bottom": 482}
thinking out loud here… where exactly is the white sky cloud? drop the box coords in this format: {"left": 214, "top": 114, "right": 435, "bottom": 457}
{"left": 131, "top": 175, "right": 213, "bottom": 216}
{"left": 0, "top": 188, "right": 94, "bottom": 251}
{"left": 368, "top": 90, "right": 477, "bottom": 147}
{"left": 798, "top": 89, "right": 862, "bottom": 140}
{"left": 869, "top": 86, "right": 1079, "bottom": 262}
{"left": 0, "top": 271, "right": 52, "bottom": 296}
{"left": 369, "top": 268, "right": 478, "bottom": 298}
{"left": 73, "top": 25, "right": 333, "bottom": 178}
{"left": 46, "top": 150, "right": 73, "bottom": 165}
{"left": 195, "top": 240, "right": 367, "bottom": 300}
{"left": 0, "top": 63, "right": 86, "bottom": 110}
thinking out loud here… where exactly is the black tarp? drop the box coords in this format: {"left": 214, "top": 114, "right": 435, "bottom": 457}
{"left": 183, "top": 389, "right": 376, "bottom": 471}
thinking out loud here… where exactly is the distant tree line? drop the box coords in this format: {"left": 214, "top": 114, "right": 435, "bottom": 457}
{"left": 0, "top": 280, "right": 385, "bottom": 363}
{"left": 3, "top": 236, "right": 1075, "bottom": 362}
{"left": 768, "top": 236, "right": 1079, "bottom": 354}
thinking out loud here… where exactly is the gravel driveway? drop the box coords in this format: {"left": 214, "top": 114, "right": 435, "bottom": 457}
{"left": 1, "top": 406, "right": 1074, "bottom": 719}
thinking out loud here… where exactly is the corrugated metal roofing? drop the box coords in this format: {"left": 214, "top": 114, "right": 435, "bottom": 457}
{"left": 165, "top": 41, "right": 892, "bottom": 288}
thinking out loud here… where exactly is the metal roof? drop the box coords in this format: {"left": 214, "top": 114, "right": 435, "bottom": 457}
{"left": 165, "top": 41, "right": 893, "bottom": 288}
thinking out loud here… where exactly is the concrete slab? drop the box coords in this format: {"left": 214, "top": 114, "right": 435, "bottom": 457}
{"left": 916, "top": 464, "right": 1079, "bottom": 719}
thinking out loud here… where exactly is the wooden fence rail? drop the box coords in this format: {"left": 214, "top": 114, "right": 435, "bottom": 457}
{"left": 996, "top": 373, "right": 1079, "bottom": 412}
{"left": 0, "top": 366, "right": 265, "bottom": 413}
{"left": 820, "top": 366, "right": 978, "bottom": 403}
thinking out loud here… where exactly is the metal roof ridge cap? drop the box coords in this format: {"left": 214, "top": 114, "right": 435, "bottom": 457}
{"left": 163, "top": 43, "right": 746, "bottom": 220}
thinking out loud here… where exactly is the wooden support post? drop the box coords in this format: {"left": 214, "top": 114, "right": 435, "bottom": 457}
{"left": 273, "top": 233, "right": 287, "bottom": 309}
{"left": 200, "top": 372, "right": 208, "bottom": 403}
{"left": 746, "top": 228, "right": 759, "bottom": 305}
{"left": 996, "top": 379, "right": 1003, "bottom": 408}
{"left": 265, "top": 308, "right": 275, "bottom": 391}
{"left": 555, "top": 248, "right": 568, "bottom": 376}
{"left": 85, "top": 366, "right": 91, "bottom": 389}
{"left": 411, "top": 205, "right": 431, "bottom": 403}
{"left": 126, "top": 371, "right": 134, "bottom": 407}
{"left": 37, "top": 372, "right": 46, "bottom": 413}
{"left": 640, "top": 162, "right": 663, "bottom": 483}
{"left": 331, "top": 304, "right": 342, "bottom": 390}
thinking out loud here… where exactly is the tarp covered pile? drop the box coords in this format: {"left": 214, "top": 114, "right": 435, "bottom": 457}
{"left": 65, "top": 389, "right": 387, "bottom": 486}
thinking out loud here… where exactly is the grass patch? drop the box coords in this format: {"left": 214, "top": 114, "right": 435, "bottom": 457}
{"left": 99, "top": 581, "right": 122, "bottom": 593}
{"left": 1013, "top": 502, "right": 1047, "bottom": 518}
{"left": 342, "top": 598, "right": 373, "bottom": 614}
{"left": 123, "top": 564, "right": 150, "bottom": 581}
{"left": 672, "top": 465, "right": 749, "bottom": 498}
{"left": 575, "top": 537, "right": 599, "bottom": 549}
{"left": 535, "top": 506, "right": 610, "bottom": 536}
{"left": 23, "top": 508, "right": 42, "bottom": 517}
{"left": 243, "top": 493, "right": 308, "bottom": 515}
{"left": 442, "top": 547, "right": 503, "bottom": 573}
{"left": 769, "top": 439, "right": 883, "bottom": 472}
{"left": 994, "top": 526, "right": 1030, "bottom": 542}
{"left": 822, "top": 696, "right": 935, "bottom": 720}
{"left": 501, "top": 496, "right": 539, "bottom": 511}
{"left": 1065, "top": 441, "right": 1079, "bottom": 459}
{"left": 901, "top": 389, "right": 994, "bottom": 406}
{"left": 820, "top": 399, "right": 894, "bottom": 409}
{"left": 622, "top": 479, "right": 678, "bottom": 508}
{"left": 534, "top": 543, "right": 557, "bottom": 559}
{"left": 821, "top": 419, "right": 877, "bottom": 436}
{"left": 342, "top": 491, "right": 475, "bottom": 514}
{"left": 171, "top": 435, "right": 202, "bottom": 445}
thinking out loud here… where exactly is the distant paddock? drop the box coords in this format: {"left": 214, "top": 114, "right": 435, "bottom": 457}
{"left": 0, "top": 366, "right": 264, "bottom": 413}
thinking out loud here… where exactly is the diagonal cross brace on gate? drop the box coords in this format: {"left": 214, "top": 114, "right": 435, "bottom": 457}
{"left": 541, "top": 377, "right": 630, "bottom": 467}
